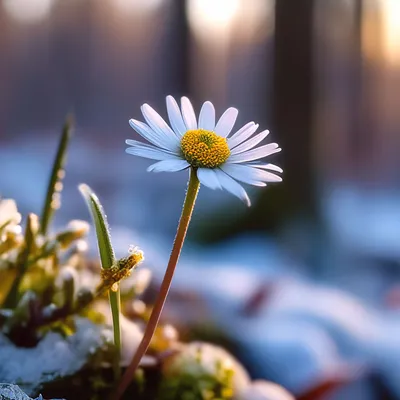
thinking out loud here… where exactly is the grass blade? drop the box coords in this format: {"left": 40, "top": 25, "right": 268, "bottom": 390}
{"left": 40, "top": 116, "right": 73, "bottom": 235}
{"left": 78, "top": 184, "right": 115, "bottom": 269}
{"left": 78, "top": 183, "right": 121, "bottom": 377}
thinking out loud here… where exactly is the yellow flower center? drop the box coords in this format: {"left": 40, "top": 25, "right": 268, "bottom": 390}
{"left": 180, "top": 129, "right": 230, "bottom": 168}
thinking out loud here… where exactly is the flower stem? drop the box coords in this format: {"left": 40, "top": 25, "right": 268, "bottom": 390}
{"left": 110, "top": 289, "right": 122, "bottom": 379}
{"left": 78, "top": 183, "right": 121, "bottom": 378}
{"left": 114, "top": 168, "right": 200, "bottom": 400}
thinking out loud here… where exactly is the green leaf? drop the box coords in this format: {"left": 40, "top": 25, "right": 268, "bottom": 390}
{"left": 78, "top": 184, "right": 115, "bottom": 269}
{"left": 79, "top": 184, "right": 121, "bottom": 376}
{"left": 40, "top": 116, "right": 73, "bottom": 235}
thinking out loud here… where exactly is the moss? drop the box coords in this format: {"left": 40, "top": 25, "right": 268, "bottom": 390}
{"left": 158, "top": 370, "right": 234, "bottom": 400}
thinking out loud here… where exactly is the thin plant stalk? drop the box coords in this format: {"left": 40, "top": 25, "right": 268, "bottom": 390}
{"left": 114, "top": 168, "right": 200, "bottom": 400}
{"left": 79, "top": 184, "right": 121, "bottom": 379}
{"left": 110, "top": 288, "right": 121, "bottom": 373}
{"left": 40, "top": 116, "right": 73, "bottom": 235}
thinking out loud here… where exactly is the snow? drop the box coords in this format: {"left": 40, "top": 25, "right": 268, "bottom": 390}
{"left": 239, "top": 380, "right": 295, "bottom": 400}
{"left": 0, "top": 384, "right": 40, "bottom": 400}
{"left": 0, "top": 318, "right": 112, "bottom": 396}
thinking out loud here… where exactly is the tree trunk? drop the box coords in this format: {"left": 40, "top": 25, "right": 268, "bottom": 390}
{"left": 249, "top": 0, "right": 317, "bottom": 230}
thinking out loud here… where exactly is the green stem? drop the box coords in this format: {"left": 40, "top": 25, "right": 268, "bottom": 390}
{"left": 110, "top": 289, "right": 121, "bottom": 379}
{"left": 78, "top": 184, "right": 120, "bottom": 378}
{"left": 114, "top": 168, "right": 200, "bottom": 400}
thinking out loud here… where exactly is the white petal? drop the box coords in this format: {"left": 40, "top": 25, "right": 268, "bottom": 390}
{"left": 141, "top": 104, "right": 179, "bottom": 150}
{"left": 126, "top": 139, "right": 163, "bottom": 151}
{"left": 197, "top": 168, "right": 221, "bottom": 190}
{"left": 126, "top": 145, "right": 180, "bottom": 161}
{"left": 230, "top": 129, "right": 270, "bottom": 155}
{"left": 214, "top": 169, "right": 251, "bottom": 206}
{"left": 129, "top": 119, "right": 178, "bottom": 153}
{"left": 250, "top": 163, "right": 283, "bottom": 173}
{"left": 221, "top": 163, "right": 282, "bottom": 184}
{"left": 147, "top": 159, "right": 190, "bottom": 173}
{"left": 220, "top": 165, "right": 267, "bottom": 186}
{"left": 214, "top": 107, "right": 238, "bottom": 137}
{"left": 228, "top": 122, "right": 258, "bottom": 148}
{"left": 198, "top": 101, "right": 215, "bottom": 131}
{"left": 254, "top": 170, "right": 282, "bottom": 182}
{"left": 247, "top": 181, "right": 267, "bottom": 187}
{"left": 166, "top": 96, "right": 187, "bottom": 137}
{"left": 228, "top": 143, "right": 281, "bottom": 163}
{"left": 181, "top": 97, "right": 197, "bottom": 130}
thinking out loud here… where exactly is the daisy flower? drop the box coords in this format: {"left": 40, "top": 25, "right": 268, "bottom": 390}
{"left": 119, "top": 100, "right": 283, "bottom": 396}
{"left": 126, "top": 96, "right": 282, "bottom": 206}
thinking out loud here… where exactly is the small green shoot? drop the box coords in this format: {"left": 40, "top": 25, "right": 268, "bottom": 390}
{"left": 78, "top": 184, "right": 121, "bottom": 378}
{"left": 40, "top": 116, "right": 73, "bottom": 235}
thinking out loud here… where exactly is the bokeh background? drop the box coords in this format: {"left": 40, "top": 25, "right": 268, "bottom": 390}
{"left": 1, "top": 0, "right": 400, "bottom": 399}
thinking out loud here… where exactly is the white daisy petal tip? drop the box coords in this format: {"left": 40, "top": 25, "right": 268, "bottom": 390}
{"left": 269, "top": 175, "right": 282, "bottom": 182}
{"left": 228, "top": 122, "right": 259, "bottom": 148}
{"left": 129, "top": 118, "right": 138, "bottom": 129}
{"left": 166, "top": 95, "right": 186, "bottom": 137}
{"left": 240, "top": 191, "right": 251, "bottom": 207}
{"left": 255, "top": 163, "right": 283, "bottom": 174}
{"left": 198, "top": 101, "right": 216, "bottom": 130}
{"left": 214, "top": 107, "right": 239, "bottom": 137}
{"left": 180, "top": 96, "right": 197, "bottom": 130}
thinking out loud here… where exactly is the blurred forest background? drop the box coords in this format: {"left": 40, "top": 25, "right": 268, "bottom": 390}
{"left": 1, "top": 0, "right": 400, "bottom": 399}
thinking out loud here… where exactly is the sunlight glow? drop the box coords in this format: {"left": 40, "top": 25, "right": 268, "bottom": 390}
{"left": 187, "top": 0, "right": 273, "bottom": 44}
{"left": 3, "top": 0, "right": 56, "bottom": 23}
{"left": 114, "top": 0, "right": 164, "bottom": 15}
{"left": 187, "top": 0, "right": 241, "bottom": 41}
{"left": 381, "top": 0, "right": 400, "bottom": 66}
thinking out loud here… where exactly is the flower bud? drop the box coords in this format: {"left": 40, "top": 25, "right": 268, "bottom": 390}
{"left": 0, "top": 225, "right": 23, "bottom": 254}
{"left": 0, "top": 199, "right": 22, "bottom": 229}
{"left": 100, "top": 247, "right": 144, "bottom": 289}
{"left": 117, "top": 246, "right": 144, "bottom": 271}
{"left": 56, "top": 220, "right": 90, "bottom": 248}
